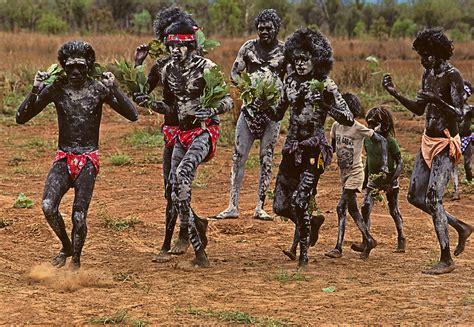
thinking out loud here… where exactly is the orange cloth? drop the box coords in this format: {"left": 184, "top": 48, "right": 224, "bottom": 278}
{"left": 421, "top": 129, "right": 462, "bottom": 168}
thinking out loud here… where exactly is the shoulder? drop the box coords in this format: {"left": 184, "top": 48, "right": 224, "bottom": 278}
{"left": 240, "top": 39, "right": 256, "bottom": 52}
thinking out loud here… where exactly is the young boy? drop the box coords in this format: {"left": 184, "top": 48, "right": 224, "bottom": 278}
{"left": 16, "top": 41, "right": 138, "bottom": 270}
{"left": 325, "top": 94, "right": 388, "bottom": 259}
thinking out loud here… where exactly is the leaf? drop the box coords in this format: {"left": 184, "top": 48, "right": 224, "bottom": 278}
{"left": 148, "top": 40, "right": 167, "bottom": 59}
{"left": 13, "top": 193, "right": 33, "bottom": 209}
{"left": 366, "top": 56, "right": 379, "bottom": 65}
{"left": 196, "top": 30, "right": 206, "bottom": 47}
{"left": 322, "top": 286, "right": 336, "bottom": 293}
{"left": 203, "top": 39, "right": 220, "bottom": 51}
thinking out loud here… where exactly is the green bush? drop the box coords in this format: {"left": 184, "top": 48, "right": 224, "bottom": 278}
{"left": 37, "top": 12, "right": 68, "bottom": 34}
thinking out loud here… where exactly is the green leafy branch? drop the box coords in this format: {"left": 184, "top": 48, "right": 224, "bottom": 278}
{"left": 236, "top": 71, "right": 280, "bottom": 108}
{"left": 366, "top": 55, "right": 388, "bottom": 76}
{"left": 200, "top": 66, "right": 229, "bottom": 109}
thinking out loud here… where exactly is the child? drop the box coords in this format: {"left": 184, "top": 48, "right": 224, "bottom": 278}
{"left": 16, "top": 41, "right": 138, "bottom": 270}
{"left": 325, "top": 94, "right": 388, "bottom": 259}
{"left": 451, "top": 81, "right": 473, "bottom": 200}
{"left": 352, "top": 106, "right": 406, "bottom": 255}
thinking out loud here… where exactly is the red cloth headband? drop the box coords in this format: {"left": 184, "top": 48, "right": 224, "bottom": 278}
{"left": 167, "top": 34, "right": 195, "bottom": 42}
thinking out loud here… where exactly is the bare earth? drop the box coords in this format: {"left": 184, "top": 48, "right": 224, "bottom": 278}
{"left": 0, "top": 110, "right": 472, "bottom": 325}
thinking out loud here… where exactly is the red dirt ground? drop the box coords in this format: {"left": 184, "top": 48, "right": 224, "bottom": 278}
{"left": 0, "top": 109, "right": 472, "bottom": 325}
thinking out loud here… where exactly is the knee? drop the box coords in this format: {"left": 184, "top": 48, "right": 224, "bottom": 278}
{"left": 425, "top": 190, "right": 440, "bottom": 213}
{"left": 407, "top": 191, "right": 423, "bottom": 209}
{"left": 42, "top": 199, "right": 56, "bottom": 218}
{"left": 232, "top": 150, "right": 245, "bottom": 166}
{"left": 336, "top": 202, "right": 345, "bottom": 216}
{"left": 72, "top": 211, "right": 87, "bottom": 230}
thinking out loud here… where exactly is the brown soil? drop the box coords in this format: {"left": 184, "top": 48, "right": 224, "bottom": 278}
{"left": 0, "top": 110, "right": 472, "bottom": 325}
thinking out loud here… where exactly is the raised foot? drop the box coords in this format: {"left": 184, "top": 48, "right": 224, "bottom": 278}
{"left": 51, "top": 249, "right": 71, "bottom": 268}
{"left": 351, "top": 242, "right": 364, "bottom": 253}
{"left": 454, "top": 224, "right": 473, "bottom": 257}
{"left": 215, "top": 207, "right": 239, "bottom": 219}
{"left": 422, "top": 260, "right": 455, "bottom": 275}
{"left": 195, "top": 216, "right": 209, "bottom": 249}
{"left": 282, "top": 249, "right": 297, "bottom": 261}
{"left": 360, "top": 239, "right": 377, "bottom": 259}
{"left": 310, "top": 214, "right": 325, "bottom": 246}
{"left": 192, "top": 249, "right": 210, "bottom": 268}
{"left": 170, "top": 236, "right": 190, "bottom": 255}
{"left": 152, "top": 250, "right": 172, "bottom": 263}
{"left": 325, "top": 248, "right": 342, "bottom": 258}
{"left": 254, "top": 208, "right": 273, "bottom": 221}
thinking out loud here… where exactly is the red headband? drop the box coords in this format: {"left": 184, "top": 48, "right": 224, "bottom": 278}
{"left": 167, "top": 34, "right": 195, "bottom": 42}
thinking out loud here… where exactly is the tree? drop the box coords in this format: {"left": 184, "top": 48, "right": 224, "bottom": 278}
{"left": 209, "top": 0, "right": 242, "bottom": 36}
{"left": 370, "top": 16, "right": 389, "bottom": 40}
{"left": 132, "top": 9, "right": 151, "bottom": 35}
{"left": 412, "top": 0, "right": 463, "bottom": 30}
{"left": 37, "top": 12, "right": 68, "bottom": 34}
{"left": 391, "top": 17, "right": 418, "bottom": 38}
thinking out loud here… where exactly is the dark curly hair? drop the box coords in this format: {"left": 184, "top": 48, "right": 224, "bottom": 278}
{"left": 284, "top": 28, "right": 333, "bottom": 77}
{"left": 412, "top": 28, "right": 454, "bottom": 60}
{"left": 153, "top": 7, "right": 197, "bottom": 41}
{"left": 163, "top": 20, "right": 198, "bottom": 51}
{"left": 366, "top": 106, "right": 395, "bottom": 137}
{"left": 57, "top": 41, "right": 95, "bottom": 72}
{"left": 254, "top": 9, "right": 281, "bottom": 33}
{"left": 342, "top": 93, "right": 362, "bottom": 118}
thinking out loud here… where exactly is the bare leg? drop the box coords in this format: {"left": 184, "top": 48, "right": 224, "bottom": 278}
{"left": 41, "top": 160, "right": 73, "bottom": 268}
{"left": 217, "top": 113, "right": 254, "bottom": 219}
{"left": 254, "top": 120, "right": 280, "bottom": 220}
{"left": 283, "top": 227, "right": 298, "bottom": 260}
{"left": 451, "top": 167, "right": 460, "bottom": 200}
{"left": 154, "top": 145, "right": 176, "bottom": 262}
{"left": 352, "top": 188, "right": 375, "bottom": 253}
{"left": 386, "top": 187, "right": 406, "bottom": 252}
{"left": 464, "top": 142, "right": 472, "bottom": 181}
{"left": 174, "top": 133, "right": 211, "bottom": 267}
{"left": 325, "top": 191, "right": 346, "bottom": 258}
{"left": 70, "top": 160, "right": 97, "bottom": 270}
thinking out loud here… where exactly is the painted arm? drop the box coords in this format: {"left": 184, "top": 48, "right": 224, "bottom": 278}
{"left": 362, "top": 156, "right": 369, "bottom": 189}
{"left": 230, "top": 42, "right": 248, "bottom": 85}
{"left": 16, "top": 72, "right": 54, "bottom": 124}
{"left": 321, "top": 80, "right": 354, "bottom": 126}
{"left": 101, "top": 72, "right": 138, "bottom": 121}
{"left": 383, "top": 74, "right": 425, "bottom": 116}
{"left": 389, "top": 152, "right": 403, "bottom": 189}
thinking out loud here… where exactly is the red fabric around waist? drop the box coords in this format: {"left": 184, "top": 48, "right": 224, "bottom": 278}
{"left": 54, "top": 150, "right": 100, "bottom": 181}
{"left": 177, "top": 121, "right": 220, "bottom": 162}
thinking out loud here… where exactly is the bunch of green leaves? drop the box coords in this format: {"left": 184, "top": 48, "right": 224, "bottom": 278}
{"left": 196, "top": 30, "right": 220, "bottom": 53}
{"left": 371, "top": 188, "right": 387, "bottom": 206}
{"left": 366, "top": 56, "right": 388, "bottom": 76}
{"left": 13, "top": 193, "right": 33, "bottom": 209}
{"left": 107, "top": 59, "right": 149, "bottom": 95}
{"left": 308, "top": 79, "right": 326, "bottom": 93}
{"left": 200, "top": 66, "right": 229, "bottom": 109}
{"left": 43, "top": 64, "right": 66, "bottom": 85}
{"left": 369, "top": 172, "right": 386, "bottom": 184}
{"left": 147, "top": 40, "right": 168, "bottom": 59}
{"left": 236, "top": 71, "right": 280, "bottom": 107}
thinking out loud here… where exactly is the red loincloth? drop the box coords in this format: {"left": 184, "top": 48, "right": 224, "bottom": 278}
{"left": 54, "top": 150, "right": 100, "bottom": 181}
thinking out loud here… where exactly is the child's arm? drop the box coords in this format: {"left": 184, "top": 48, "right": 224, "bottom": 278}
{"left": 321, "top": 79, "right": 354, "bottom": 126}
{"left": 16, "top": 72, "right": 54, "bottom": 124}
{"left": 370, "top": 132, "right": 389, "bottom": 174}
{"left": 103, "top": 73, "right": 138, "bottom": 121}
{"left": 387, "top": 152, "right": 403, "bottom": 192}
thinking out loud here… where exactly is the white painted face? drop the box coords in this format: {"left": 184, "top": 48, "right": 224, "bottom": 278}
{"left": 293, "top": 50, "right": 313, "bottom": 76}
{"left": 169, "top": 42, "right": 190, "bottom": 63}
{"left": 65, "top": 57, "right": 88, "bottom": 88}
{"left": 257, "top": 21, "right": 277, "bottom": 44}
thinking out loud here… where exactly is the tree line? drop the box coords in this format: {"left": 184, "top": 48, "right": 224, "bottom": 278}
{"left": 1, "top": 0, "right": 473, "bottom": 40}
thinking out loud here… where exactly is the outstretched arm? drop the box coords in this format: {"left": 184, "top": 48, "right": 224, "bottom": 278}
{"left": 103, "top": 73, "right": 138, "bottom": 121}
{"left": 383, "top": 74, "right": 425, "bottom": 116}
{"left": 322, "top": 79, "right": 354, "bottom": 126}
{"left": 16, "top": 72, "right": 54, "bottom": 124}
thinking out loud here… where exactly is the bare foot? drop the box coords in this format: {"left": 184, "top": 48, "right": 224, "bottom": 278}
{"left": 310, "top": 215, "right": 325, "bottom": 246}
{"left": 422, "top": 260, "right": 455, "bottom": 275}
{"left": 51, "top": 249, "right": 71, "bottom": 268}
{"left": 254, "top": 208, "right": 273, "bottom": 221}
{"left": 192, "top": 249, "right": 210, "bottom": 268}
{"left": 395, "top": 237, "right": 406, "bottom": 253}
{"left": 451, "top": 193, "right": 460, "bottom": 201}
{"left": 170, "top": 237, "right": 189, "bottom": 255}
{"left": 351, "top": 242, "right": 364, "bottom": 253}
{"left": 360, "top": 239, "right": 377, "bottom": 259}
{"left": 325, "top": 248, "right": 342, "bottom": 258}
{"left": 297, "top": 257, "right": 308, "bottom": 269}
{"left": 454, "top": 224, "right": 472, "bottom": 256}
{"left": 69, "top": 257, "right": 80, "bottom": 271}
{"left": 215, "top": 207, "right": 239, "bottom": 219}
{"left": 152, "top": 250, "right": 172, "bottom": 263}
{"left": 282, "top": 249, "right": 297, "bottom": 261}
